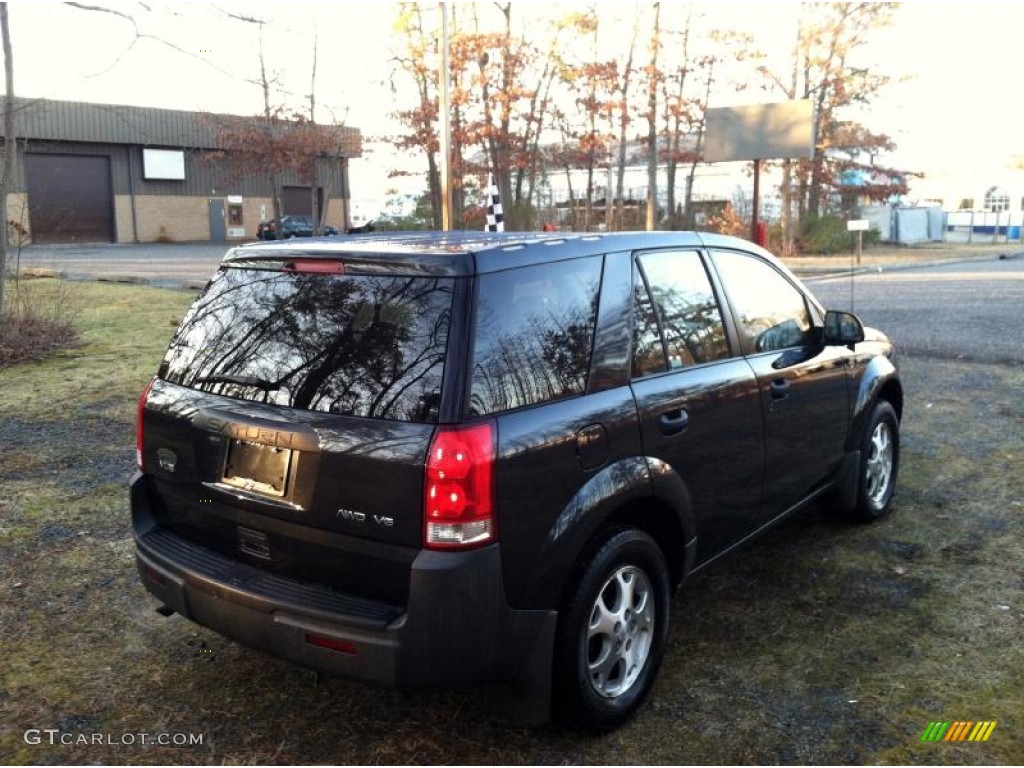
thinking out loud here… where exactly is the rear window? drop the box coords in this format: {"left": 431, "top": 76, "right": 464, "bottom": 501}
{"left": 469, "top": 256, "right": 602, "bottom": 415}
{"left": 159, "top": 265, "right": 454, "bottom": 422}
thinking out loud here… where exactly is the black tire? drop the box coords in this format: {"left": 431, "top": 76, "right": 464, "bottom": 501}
{"left": 553, "top": 528, "right": 671, "bottom": 731}
{"left": 853, "top": 400, "right": 900, "bottom": 522}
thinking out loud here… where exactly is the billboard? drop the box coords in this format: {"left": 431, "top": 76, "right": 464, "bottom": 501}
{"left": 142, "top": 148, "right": 186, "bottom": 180}
{"left": 704, "top": 100, "right": 815, "bottom": 163}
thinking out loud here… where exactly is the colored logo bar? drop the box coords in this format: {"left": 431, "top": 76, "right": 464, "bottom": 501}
{"left": 921, "top": 721, "right": 997, "bottom": 742}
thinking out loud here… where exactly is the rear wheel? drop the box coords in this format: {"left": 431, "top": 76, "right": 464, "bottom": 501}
{"left": 554, "top": 528, "right": 670, "bottom": 731}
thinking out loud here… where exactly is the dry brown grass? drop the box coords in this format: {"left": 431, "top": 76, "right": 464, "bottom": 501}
{"left": 1, "top": 282, "right": 1021, "bottom": 764}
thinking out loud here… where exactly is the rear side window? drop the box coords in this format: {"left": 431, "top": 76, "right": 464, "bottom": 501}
{"left": 159, "top": 266, "right": 454, "bottom": 422}
{"left": 470, "top": 257, "right": 602, "bottom": 415}
{"left": 632, "top": 250, "right": 730, "bottom": 377}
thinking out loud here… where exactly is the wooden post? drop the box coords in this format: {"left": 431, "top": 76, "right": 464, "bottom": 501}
{"left": 751, "top": 158, "right": 760, "bottom": 243}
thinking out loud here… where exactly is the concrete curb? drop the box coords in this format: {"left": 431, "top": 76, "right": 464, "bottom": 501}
{"left": 9, "top": 267, "right": 207, "bottom": 292}
{"left": 792, "top": 251, "right": 1023, "bottom": 279}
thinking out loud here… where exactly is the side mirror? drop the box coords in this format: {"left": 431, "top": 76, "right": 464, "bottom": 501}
{"left": 823, "top": 310, "right": 865, "bottom": 349}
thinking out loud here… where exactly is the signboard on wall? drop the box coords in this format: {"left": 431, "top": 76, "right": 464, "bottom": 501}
{"left": 704, "top": 100, "right": 815, "bottom": 163}
{"left": 142, "top": 149, "right": 186, "bottom": 180}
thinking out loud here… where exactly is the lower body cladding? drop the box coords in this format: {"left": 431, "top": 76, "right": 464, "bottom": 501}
{"left": 131, "top": 477, "right": 556, "bottom": 722}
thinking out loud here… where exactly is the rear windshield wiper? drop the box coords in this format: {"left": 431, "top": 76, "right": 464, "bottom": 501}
{"left": 196, "top": 374, "right": 280, "bottom": 391}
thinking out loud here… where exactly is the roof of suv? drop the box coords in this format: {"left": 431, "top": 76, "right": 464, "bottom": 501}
{"left": 225, "top": 230, "right": 769, "bottom": 276}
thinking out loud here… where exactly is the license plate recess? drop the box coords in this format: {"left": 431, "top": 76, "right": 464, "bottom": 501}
{"left": 223, "top": 440, "right": 291, "bottom": 497}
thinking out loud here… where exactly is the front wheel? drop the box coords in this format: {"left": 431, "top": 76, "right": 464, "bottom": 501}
{"left": 854, "top": 400, "right": 900, "bottom": 521}
{"left": 554, "top": 528, "right": 670, "bottom": 731}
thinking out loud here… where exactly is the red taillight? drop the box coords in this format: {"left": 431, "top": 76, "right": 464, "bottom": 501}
{"left": 424, "top": 422, "right": 495, "bottom": 550}
{"left": 136, "top": 377, "right": 156, "bottom": 471}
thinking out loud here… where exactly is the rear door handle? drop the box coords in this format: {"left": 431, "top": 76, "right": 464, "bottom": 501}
{"left": 658, "top": 409, "right": 689, "bottom": 436}
{"left": 770, "top": 379, "right": 791, "bottom": 399}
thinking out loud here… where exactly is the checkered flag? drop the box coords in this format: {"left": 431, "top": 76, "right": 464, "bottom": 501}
{"left": 485, "top": 175, "right": 504, "bottom": 232}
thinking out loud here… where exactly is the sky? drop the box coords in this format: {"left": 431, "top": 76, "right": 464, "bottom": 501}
{"left": 5, "top": 1, "right": 1023, "bottom": 207}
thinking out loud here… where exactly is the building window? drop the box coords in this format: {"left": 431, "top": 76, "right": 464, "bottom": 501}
{"left": 984, "top": 187, "right": 1009, "bottom": 213}
{"left": 958, "top": 198, "right": 974, "bottom": 210}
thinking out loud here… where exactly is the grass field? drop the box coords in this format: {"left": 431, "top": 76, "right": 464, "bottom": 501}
{"left": 1, "top": 279, "right": 1021, "bottom": 764}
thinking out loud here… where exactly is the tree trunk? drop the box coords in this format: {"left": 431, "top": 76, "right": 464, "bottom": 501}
{"left": 645, "top": 3, "right": 660, "bottom": 231}
{"left": 779, "top": 13, "right": 801, "bottom": 254}
{"left": 613, "top": 19, "right": 637, "bottom": 230}
{"left": 684, "top": 67, "right": 714, "bottom": 227}
{"left": 0, "top": 2, "right": 15, "bottom": 319}
{"left": 426, "top": 152, "right": 442, "bottom": 229}
{"left": 255, "top": 26, "right": 282, "bottom": 222}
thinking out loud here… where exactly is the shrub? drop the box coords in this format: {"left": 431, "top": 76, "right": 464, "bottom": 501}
{"left": 703, "top": 204, "right": 748, "bottom": 238}
{"left": 0, "top": 278, "right": 80, "bottom": 366}
{"left": 798, "top": 213, "right": 880, "bottom": 255}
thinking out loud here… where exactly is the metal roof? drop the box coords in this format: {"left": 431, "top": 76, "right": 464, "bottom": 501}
{"left": 9, "top": 97, "right": 361, "bottom": 156}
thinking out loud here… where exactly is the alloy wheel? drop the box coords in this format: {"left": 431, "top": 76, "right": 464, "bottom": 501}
{"left": 586, "top": 565, "right": 655, "bottom": 699}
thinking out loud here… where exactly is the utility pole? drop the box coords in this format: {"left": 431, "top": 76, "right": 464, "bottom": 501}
{"left": 438, "top": 3, "right": 453, "bottom": 231}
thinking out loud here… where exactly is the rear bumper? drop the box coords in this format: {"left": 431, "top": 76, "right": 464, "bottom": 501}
{"left": 130, "top": 474, "right": 556, "bottom": 697}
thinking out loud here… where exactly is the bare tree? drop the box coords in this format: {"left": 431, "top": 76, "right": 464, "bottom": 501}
{"left": 0, "top": 2, "right": 14, "bottom": 318}
{"left": 610, "top": 13, "right": 639, "bottom": 231}
{"left": 645, "top": 3, "right": 661, "bottom": 231}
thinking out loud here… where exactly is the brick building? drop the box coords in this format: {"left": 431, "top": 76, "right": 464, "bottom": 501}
{"left": 4, "top": 97, "right": 361, "bottom": 245}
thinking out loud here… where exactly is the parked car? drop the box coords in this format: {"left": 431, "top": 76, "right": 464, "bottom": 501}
{"left": 132, "top": 231, "right": 902, "bottom": 730}
{"left": 256, "top": 215, "right": 339, "bottom": 240}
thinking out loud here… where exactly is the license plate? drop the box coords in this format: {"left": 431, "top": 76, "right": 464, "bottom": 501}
{"left": 223, "top": 440, "right": 291, "bottom": 497}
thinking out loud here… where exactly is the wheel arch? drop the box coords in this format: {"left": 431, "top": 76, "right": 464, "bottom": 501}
{"left": 531, "top": 456, "right": 697, "bottom": 610}
{"left": 850, "top": 354, "right": 901, "bottom": 448}
{"left": 603, "top": 496, "right": 690, "bottom": 591}
{"left": 877, "top": 377, "right": 903, "bottom": 420}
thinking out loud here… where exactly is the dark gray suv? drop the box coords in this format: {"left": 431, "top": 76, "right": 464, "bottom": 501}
{"left": 132, "top": 231, "right": 902, "bottom": 730}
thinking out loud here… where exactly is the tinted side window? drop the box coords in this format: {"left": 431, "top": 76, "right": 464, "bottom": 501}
{"left": 632, "top": 250, "right": 730, "bottom": 377}
{"left": 712, "top": 250, "right": 816, "bottom": 353}
{"left": 470, "top": 257, "right": 602, "bottom": 415}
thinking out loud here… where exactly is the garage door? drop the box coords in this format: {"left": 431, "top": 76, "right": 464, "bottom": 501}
{"left": 283, "top": 185, "right": 320, "bottom": 218}
{"left": 26, "top": 154, "right": 114, "bottom": 244}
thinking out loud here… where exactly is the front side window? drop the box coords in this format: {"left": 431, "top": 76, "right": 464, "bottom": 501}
{"left": 632, "top": 250, "right": 730, "bottom": 378}
{"left": 470, "top": 257, "right": 602, "bottom": 415}
{"left": 159, "top": 266, "right": 453, "bottom": 422}
{"left": 712, "top": 250, "right": 815, "bottom": 354}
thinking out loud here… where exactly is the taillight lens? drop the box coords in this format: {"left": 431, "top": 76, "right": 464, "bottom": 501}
{"left": 424, "top": 422, "right": 495, "bottom": 549}
{"left": 285, "top": 259, "right": 345, "bottom": 274}
{"left": 136, "top": 377, "right": 156, "bottom": 471}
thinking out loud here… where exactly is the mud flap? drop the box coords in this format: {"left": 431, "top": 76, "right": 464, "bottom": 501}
{"left": 833, "top": 450, "right": 861, "bottom": 512}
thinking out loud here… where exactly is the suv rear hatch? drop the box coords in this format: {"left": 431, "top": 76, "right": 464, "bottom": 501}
{"left": 138, "top": 252, "right": 461, "bottom": 606}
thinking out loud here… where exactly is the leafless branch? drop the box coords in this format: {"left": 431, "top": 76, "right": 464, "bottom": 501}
{"left": 65, "top": 1, "right": 258, "bottom": 85}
